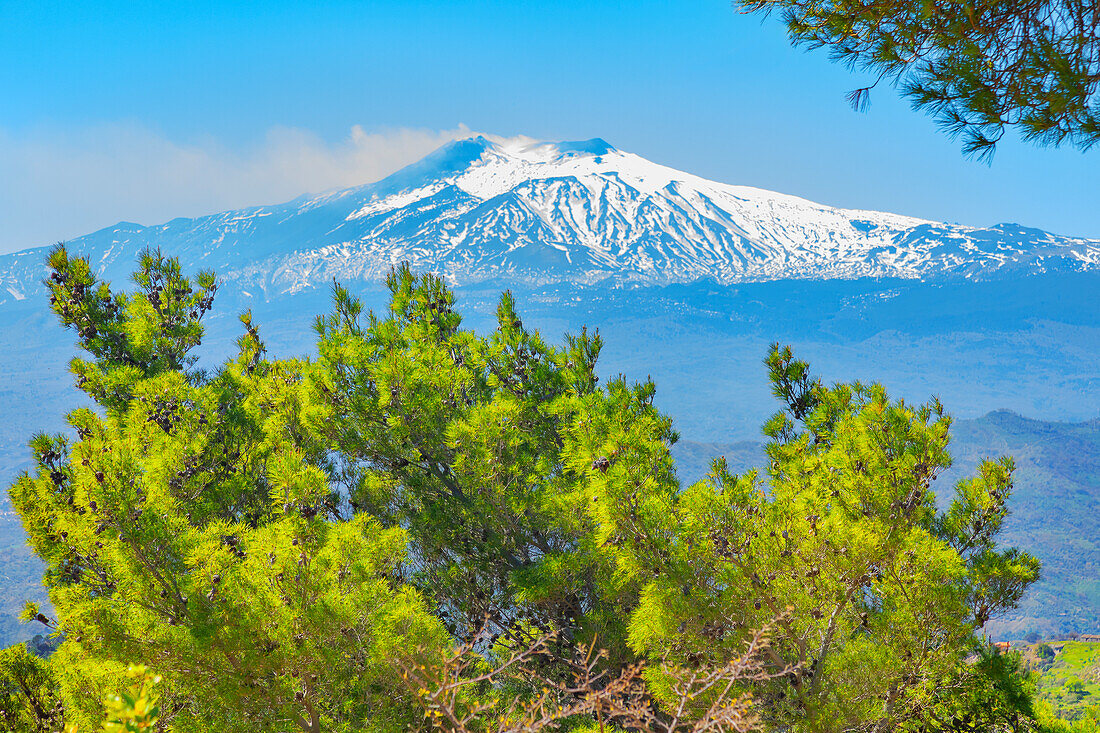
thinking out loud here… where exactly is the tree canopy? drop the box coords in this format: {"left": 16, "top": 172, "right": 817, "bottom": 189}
{"left": 737, "top": 0, "right": 1100, "bottom": 158}
{"left": 4, "top": 248, "right": 1045, "bottom": 732}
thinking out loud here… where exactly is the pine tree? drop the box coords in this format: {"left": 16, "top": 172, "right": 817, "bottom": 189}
{"left": 0, "top": 643, "right": 62, "bottom": 732}
{"left": 307, "top": 266, "right": 650, "bottom": 667}
{"left": 308, "top": 271, "right": 1042, "bottom": 730}
{"left": 736, "top": 0, "right": 1100, "bottom": 158}
{"left": 11, "top": 247, "right": 449, "bottom": 732}
{"left": 598, "top": 344, "right": 1041, "bottom": 730}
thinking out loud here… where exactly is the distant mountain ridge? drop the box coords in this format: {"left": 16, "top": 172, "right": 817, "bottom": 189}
{"left": 2, "top": 135, "right": 1098, "bottom": 305}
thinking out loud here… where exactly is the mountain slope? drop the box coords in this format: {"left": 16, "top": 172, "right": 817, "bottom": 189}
{"left": 2, "top": 136, "right": 1098, "bottom": 305}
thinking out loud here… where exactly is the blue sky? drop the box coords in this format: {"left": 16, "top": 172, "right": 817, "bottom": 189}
{"left": 1, "top": 0, "right": 1097, "bottom": 254}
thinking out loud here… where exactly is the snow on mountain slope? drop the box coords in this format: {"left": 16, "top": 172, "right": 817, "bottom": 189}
{"left": 2, "top": 135, "right": 1098, "bottom": 304}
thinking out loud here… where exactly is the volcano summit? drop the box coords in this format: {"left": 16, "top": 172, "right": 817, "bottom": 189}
{"left": 1, "top": 135, "right": 1097, "bottom": 304}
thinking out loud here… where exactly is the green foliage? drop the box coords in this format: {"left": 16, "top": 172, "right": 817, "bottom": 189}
{"left": 8, "top": 252, "right": 1046, "bottom": 732}
{"left": 308, "top": 267, "right": 641, "bottom": 661}
{"left": 601, "top": 343, "right": 1041, "bottom": 730}
{"left": 0, "top": 641, "right": 62, "bottom": 732}
{"left": 947, "top": 413, "right": 1100, "bottom": 640}
{"left": 11, "top": 248, "right": 449, "bottom": 732}
{"left": 43, "top": 245, "right": 218, "bottom": 413}
{"left": 1030, "top": 642, "right": 1100, "bottom": 725}
{"left": 76, "top": 664, "right": 163, "bottom": 733}
{"left": 908, "top": 646, "right": 1045, "bottom": 732}
{"left": 736, "top": 0, "right": 1100, "bottom": 158}
{"left": 677, "top": 409, "right": 1100, "bottom": 642}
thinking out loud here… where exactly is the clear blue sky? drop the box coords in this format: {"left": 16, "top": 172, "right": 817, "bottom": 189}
{"left": 1, "top": 0, "right": 1097, "bottom": 254}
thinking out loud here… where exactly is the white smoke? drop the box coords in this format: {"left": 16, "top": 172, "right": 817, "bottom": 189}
{"left": 0, "top": 123, "right": 483, "bottom": 254}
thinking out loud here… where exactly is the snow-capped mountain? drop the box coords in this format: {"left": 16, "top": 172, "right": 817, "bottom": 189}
{"left": 2, "top": 135, "right": 1098, "bottom": 303}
